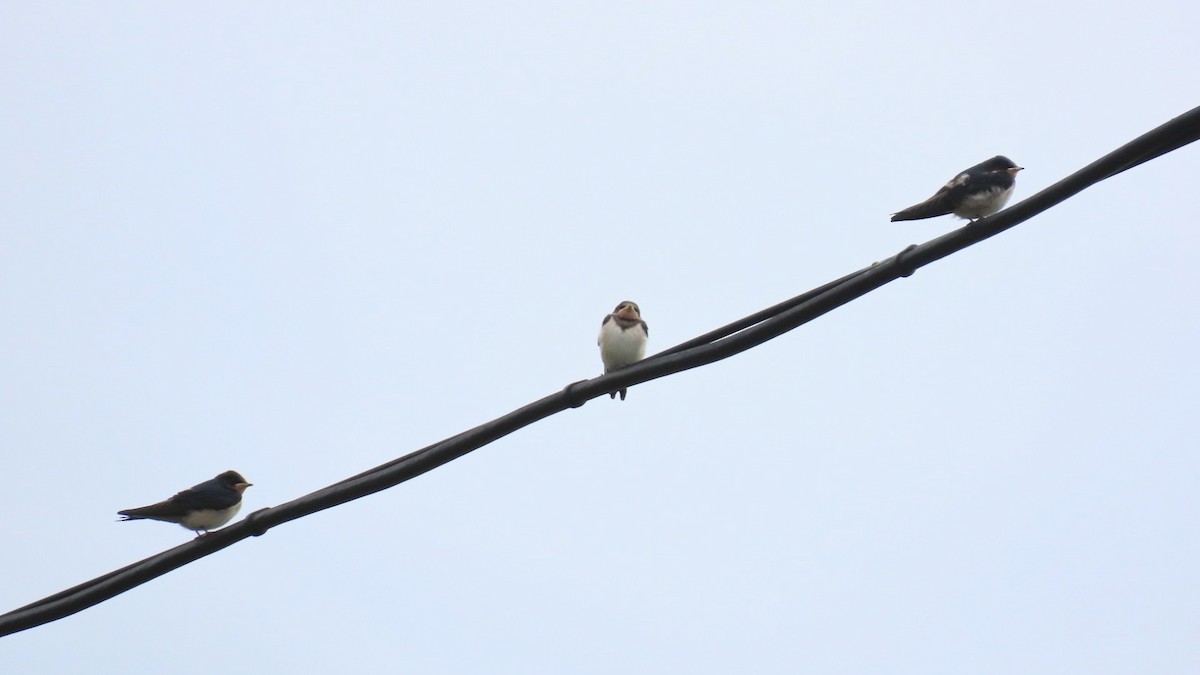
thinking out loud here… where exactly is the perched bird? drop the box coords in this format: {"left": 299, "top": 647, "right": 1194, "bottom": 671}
{"left": 891, "top": 155, "right": 1023, "bottom": 222}
{"left": 118, "top": 470, "right": 252, "bottom": 535}
{"left": 598, "top": 300, "right": 649, "bottom": 400}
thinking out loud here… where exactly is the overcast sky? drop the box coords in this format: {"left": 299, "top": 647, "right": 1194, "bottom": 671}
{"left": 2, "top": 2, "right": 1198, "bottom": 673}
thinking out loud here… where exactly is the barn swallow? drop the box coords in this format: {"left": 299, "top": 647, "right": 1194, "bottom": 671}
{"left": 118, "top": 470, "right": 252, "bottom": 535}
{"left": 891, "top": 155, "right": 1023, "bottom": 222}
{"left": 598, "top": 301, "right": 649, "bottom": 400}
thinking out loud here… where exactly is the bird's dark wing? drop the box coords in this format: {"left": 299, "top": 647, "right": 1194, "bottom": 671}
{"left": 118, "top": 483, "right": 238, "bottom": 521}
{"left": 172, "top": 483, "right": 241, "bottom": 511}
{"left": 891, "top": 172, "right": 970, "bottom": 222}
{"left": 117, "top": 495, "right": 191, "bottom": 521}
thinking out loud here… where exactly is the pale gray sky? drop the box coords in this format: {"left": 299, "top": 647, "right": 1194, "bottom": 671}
{"left": 2, "top": 2, "right": 1199, "bottom": 673}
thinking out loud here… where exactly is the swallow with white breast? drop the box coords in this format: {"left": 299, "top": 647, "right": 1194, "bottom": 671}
{"left": 891, "top": 155, "right": 1023, "bottom": 222}
{"left": 118, "top": 470, "right": 252, "bottom": 535}
{"left": 598, "top": 300, "right": 649, "bottom": 400}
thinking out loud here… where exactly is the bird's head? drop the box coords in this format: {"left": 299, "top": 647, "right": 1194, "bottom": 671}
{"left": 217, "top": 470, "right": 253, "bottom": 494}
{"left": 613, "top": 301, "right": 642, "bottom": 322}
{"left": 984, "top": 155, "right": 1023, "bottom": 176}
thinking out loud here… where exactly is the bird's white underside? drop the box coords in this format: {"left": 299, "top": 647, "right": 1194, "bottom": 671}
{"left": 598, "top": 320, "right": 647, "bottom": 372}
{"left": 953, "top": 184, "right": 1014, "bottom": 219}
{"left": 179, "top": 502, "right": 242, "bottom": 532}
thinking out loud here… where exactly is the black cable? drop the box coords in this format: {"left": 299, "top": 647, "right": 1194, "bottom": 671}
{"left": 3, "top": 105, "right": 1198, "bottom": 638}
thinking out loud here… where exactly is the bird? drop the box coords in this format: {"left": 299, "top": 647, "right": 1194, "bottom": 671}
{"left": 891, "top": 155, "right": 1023, "bottom": 222}
{"left": 118, "top": 470, "right": 252, "bottom": 535}
{"left": 598, "top": 300, "right": 649, "bottom": 400}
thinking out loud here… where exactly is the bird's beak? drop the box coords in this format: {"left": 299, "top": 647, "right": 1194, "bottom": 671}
{"left": 1009, "top": 167, "right": 1024, "bottom": 175}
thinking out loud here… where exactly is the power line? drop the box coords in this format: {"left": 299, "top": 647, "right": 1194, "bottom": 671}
{"left": 3, "top": 105, "right": 1198, "bottom": 638}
